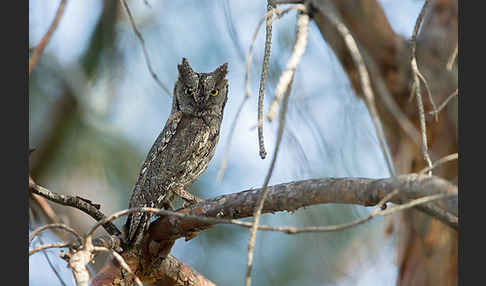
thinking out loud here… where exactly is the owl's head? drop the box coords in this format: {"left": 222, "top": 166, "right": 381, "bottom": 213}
{"left": 173, "top": 58, "right": 229, "bottom": 118}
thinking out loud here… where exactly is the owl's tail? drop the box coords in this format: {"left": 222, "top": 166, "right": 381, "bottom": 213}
{"left": 123, "top": 211, "right": 150, "bottom": 246}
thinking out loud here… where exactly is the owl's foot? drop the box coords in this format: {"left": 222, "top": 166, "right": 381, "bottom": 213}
{"left": 173, "top": 189, "right": 202, "bottom": 207}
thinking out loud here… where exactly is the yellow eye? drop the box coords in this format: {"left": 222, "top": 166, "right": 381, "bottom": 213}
{"left": 185, "top": 87, "right": 192, "bottom": 96}
{"left": 210, "top": 89, "right": 219, "bottom": 97}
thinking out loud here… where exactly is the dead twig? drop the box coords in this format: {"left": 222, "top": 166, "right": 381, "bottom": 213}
{"left": 29, "top": 223, "right": 82, "bottom": 245}
{"left": 322, "top": 3, "right": 395, "bottom": 175}
{"left": 30, "top": 193, "right": 61, "bottom": 224}
{"left": 447, "top": 43, "right": 458, "bottom": 71}
{"left": 419, "top": 153, "right": 458, "bottom": 175}
{"left": 257, "top": 1, "right": 277, "bottom": 160}
{"left": 29, "top": 0, "right": 67, "bottom": 74}
{"left": 217, "top": 5, "right": 305, "bottom": 181}
{"left": 429, "top": 88, "right": 458, "bottom": 116}
{"left": 29, "top": 242, "right": 72, "bottom": 256}
{"left": 119, "top": 0, "right": 171, "bottom": 96}
{"left": 29, "top": 178, "right": 121, "bottom": 236}
{"left": 266, "top": 6, "right": 308, "bottom": 122}
{"left": 246, "top": 9, "right": 307, "bottom": 286}
{"left": 245, "top": 56, "right": 292, "bottom": 286}
{"left": 410, "top": 0, "right": 434, "bottom": 174}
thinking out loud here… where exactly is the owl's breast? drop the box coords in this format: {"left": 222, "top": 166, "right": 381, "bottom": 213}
{"left": 160, "top": 115, "right": 221, "bottom": 189}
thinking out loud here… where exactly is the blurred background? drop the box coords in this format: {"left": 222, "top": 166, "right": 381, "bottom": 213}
{"left": 28, "top": 0, "right": 425, "bottom": 285}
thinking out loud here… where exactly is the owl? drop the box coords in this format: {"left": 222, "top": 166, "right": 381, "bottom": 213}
{"left": 124, "top": 58, "right": 229, "bottom": 245}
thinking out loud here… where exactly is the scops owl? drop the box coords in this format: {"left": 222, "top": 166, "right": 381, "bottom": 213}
{"left": 124, "top": 58, "right": 229, "bottom": 245}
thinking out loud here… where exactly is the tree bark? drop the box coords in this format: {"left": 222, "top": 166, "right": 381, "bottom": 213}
{"left": 310, "top": 0, "right": 458, "bottom": 285}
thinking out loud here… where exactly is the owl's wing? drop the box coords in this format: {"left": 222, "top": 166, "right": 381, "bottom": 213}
{"left": 125, "top": 111, "right": 183, "bottom": 244}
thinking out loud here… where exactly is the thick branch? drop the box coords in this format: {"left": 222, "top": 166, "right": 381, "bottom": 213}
{"left": 149, "top": 174, "right": 457, "bottom": 242}
{"left": 91, "top": 254, "right": 215, "bottom": 286}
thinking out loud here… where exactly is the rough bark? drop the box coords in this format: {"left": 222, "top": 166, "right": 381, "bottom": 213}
{"left": 90, "top": 174, "right": 457, "bottom": 285}
{"left": 310, "top": 0, "right": 458, "bottom": 285}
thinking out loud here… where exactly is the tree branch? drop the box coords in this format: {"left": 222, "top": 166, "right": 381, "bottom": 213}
{"left": 29, "top": 176, "right": 121, "bottom": 236}
{"left": 29, "top": 0, "right": 67, "bottom": 74}
{"left": 91, "top": 254, "right": 216, "bottom": 286}
{"left": 149, "top": 174, "right": 457, "bottom": 243}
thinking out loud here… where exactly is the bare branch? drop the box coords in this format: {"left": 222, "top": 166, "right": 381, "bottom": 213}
{"left": 246, "top": 40, "right": 296, "bottom": 286}
{"left": 150, "top": 174, "right": 458, "bottom": 244}
{"left": 29, "top": 242, "right": 72, "bottom": 256}
{"left": 218, "top": 5, "right": 305, "bottom": 181}
{"left": 29, "top": 179, "right": 121, "bottom": 236}
{"left": 429, "top": 88, "right": 458, "bottom": 116}
{"left": 35, "top": 233, "right": 68, "bottom": 286}
{"left": 257, "top": 1, "right": 277, "bottom": 160}
{"left": 119, "top": 0, "right": 171, "bottom": 96}
{"left": 447, "top": 43, "right": 458, "bottom": 71}
{"left": 379, "top": 192, "right": 452, "bottom": 216}
{"left": 31, "top": 194, "right": 60, "bottom": 222}
{"left": 410, "top": 0, "right": 434, "bottom": 174}
{"left": 267, "top": 6, "right": 308, "bottom": 122}
{"left": 416, "top": 68, "right": 438, "bottom": 120}
{"left": 310, "top": 1, "right": 423, "bottom": 149}
{"left": 411, "top": 58, "right": 433, "bottom": 175}
{"left": 320, "top": 3, "right": 395, "bottom": 175}
{"left": 419, "top": 153, "right": 458, "bottom": 175}
{"left": 29, "top": 0, "right": 67, "bottom": 75}
{"left": 29, "top": 223, "right": 82, "bottom": 245}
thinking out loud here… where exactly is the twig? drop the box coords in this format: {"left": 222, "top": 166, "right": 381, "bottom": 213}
{"left": 30, "top": 192, "right": 61, "bottom": 224}
{"left": 93, "top": 247, "right": 143, "bottom": 286}
{"left": 322, "top": 4, "right": 395, "bottom": 175}
{"left": 223, "top": 0, "right": 246, "bottom": 62}
{"left": 119, "top": 0, "right": 171, "bottom": 96}
{"left": 29, "top": 242, "right": 72, "bottom": 256}
{"left": 416, "top": 68, "right": 438, "bottom": 121}
{"left": 257, "top": 1, "right": 276, "bottom": 160}
{"left": 29, "top": 0, "right": 67, "bottom": 75}
{"left": 415, "top": 203, "right": 457, "bottom": 229}
{"left": 410, "top": 0, "right": 434, "bottom": 175}
{"left": 246, "top": 55, "right": 295, "bottom": 286}
{"left": 411, "top": 59, "right": 433, "bottom": 175}
{"left": 379, "top": 193, "right": 453, "bottom": 216}
{"left": 29, "top": 223, "right": 82, "bottom": 245}
{"left": 363, "top": 52, "right": 422, "bottom": 147}
{"left": 36, "top": 234, "right": 68, "bottom": 286}
{"left": 29, "top": 179, "right": 121, "bottom": 236}
{"left": 447, "top": 43, "right": 458, "bottom": 71}
{"left": 29, "top": 221, "right": 68, "bottom": 286}
{"left": 419, "top": 153, "right": 458, "bottom": 175}
{"left": 217, "top": 5, "right": 305, "bottom": 181}
{"left": 429, "top": 88, "right": 458, "bottom": 116}
{"left": 87, "top": 207, "right": 165, "bottom": 238}
{"left": 267, "top": 6, "right": 308, "bottom": 122}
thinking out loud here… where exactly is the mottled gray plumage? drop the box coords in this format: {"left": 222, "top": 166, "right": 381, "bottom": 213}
{"left": 124, "top": 58, "right": 229, "bottom": 245}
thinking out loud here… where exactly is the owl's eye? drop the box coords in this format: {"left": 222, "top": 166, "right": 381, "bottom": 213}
{"left": 210, "top": 89, "right": 219, "bottom": 97}
{"left": 185, "top": 87, "right": 193, "bottom": 96}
